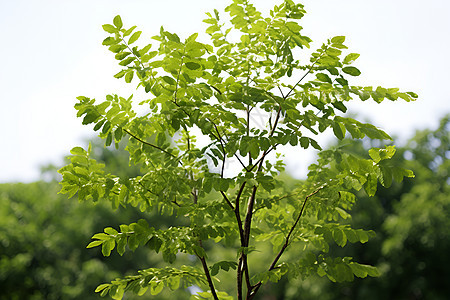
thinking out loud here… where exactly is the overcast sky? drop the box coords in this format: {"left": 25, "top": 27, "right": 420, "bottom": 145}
{"left": 1, "top": 0, "right": 449, "bottom": 182}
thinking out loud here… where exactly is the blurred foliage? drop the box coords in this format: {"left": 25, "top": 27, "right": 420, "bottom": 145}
{"left": 0, "top": 139, "right": 190, "bottom": 300}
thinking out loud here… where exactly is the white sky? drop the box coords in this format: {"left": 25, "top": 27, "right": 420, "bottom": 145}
{"left": 1, "top": 0, "right": 449, "bottom": 182}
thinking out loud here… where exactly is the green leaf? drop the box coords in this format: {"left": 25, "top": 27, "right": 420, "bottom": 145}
{"left": 342, "top": 66, "right": 361, "bottom": 76}
{"left": 119, "top": 57, "right": 135, "bottom": 66}
{"left": 102, "top": 37, "right": 119, "bottom": 46}
{"left": 332, "top": 101, "right": 347, "bottom": 113}
{"left": 360, "top": 123, "right": 392, "bottom": 140}
{"left": 356, "top": 230, "right": 371, "bottom": 243}
{"left": 128, "top": 31, "right": 142, "bottom": 44}
{"left": 125, "top": 71, "right": 134, "bottom": 83}
{"left": 123, "top": 25, "right": 137, "bottom": 37}
{"left": 364, "top": 173, "right": 378, "bottom": 197}
{"left": 349, "top": 263, "right": 380, "bottom": 278}
{"left": 326, "top": 47, "right": 342, "bottom": 57}
{"left": 115, "top": 52, "right": 131, "bottom": 60}
{"left": 185, "top": 62, "right": 201, "bottom": 70}
{"left": 117, "top": 236, "right": 127, "bottom": 256}
{"left": 162, "top": 76, "right": 176, "bottom": 85}
{"left": 310, "top": 139, "right": 322, "bottom": 150}
{"left": 102, "top": 24, "right": 118, "bottom": 34}
{"left": 82, "top": 111, "right": 100, "bottom": 125}
{"left": 95, "top": 284, "right": 110, "bottom": 293}
{"left": 106, "top": 132, "right": 113, "bottom": 146}
{"left": 335, "top": 263, "right": 354, "bottom": 282}
{"left": 392, "top": 167, "right": 415, "bottom": 182}
{"left": 332, "top": 228, "right": 347, "bottom": 247}
{"left": 86, "top": 240, "right": 103, "bottom": 248}
{"left": 70, "top": 146, "right": 87, "bottom": 156}
{"left": 331, "top": 36, "right": 345, "bottom": 44}
{"left": 102, "top": 239, "right": 115, "bottom": 256}
{"left": 332, "top": 122, "right": 346, "bottom": 140}
{"left": 109, "top": 44, "right": 127, "bottom": 53}
{"left": 113, "top": 15, "right": 123, "bottom": 29}
{"left": 336, "top": 77, "right": 348, "bottom": 86}
{"left": 316, "top": 73, "right": 332, "bottom": 83}
{"left": 369, "top": 146, "right": 396, "bottom": 163}
{"left": 379, "top": 164, "right": 393, "bottom": 188}
{"left": 343, "top": 53, "right": 360, "bottom": 64}
{"left": 300, "top": 137, "right": 309, "bottom": 149}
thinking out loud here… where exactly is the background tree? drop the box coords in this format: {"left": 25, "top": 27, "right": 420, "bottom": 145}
{"left": 271, "top": 114, "right": 449, "bottom": 300}
{"left": 58, "top": 0, "right": 417, "bottom": 299}
{"left": 0, "top": 140, "right": 187, "bottom": 300}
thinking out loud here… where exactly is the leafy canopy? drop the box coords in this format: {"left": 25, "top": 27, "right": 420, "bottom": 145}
{"left": 59, "top": 0, "right": 416, "bottom": 299}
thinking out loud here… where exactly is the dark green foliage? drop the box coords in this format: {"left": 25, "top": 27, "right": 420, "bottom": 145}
{"left": 0, "top": 181, "right": 152, "bottom": 300}
{"left": 0, "top": 141, "right": 191, "bottom": 300}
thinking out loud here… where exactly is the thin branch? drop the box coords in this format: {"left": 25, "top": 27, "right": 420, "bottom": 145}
{"left": 284, "top": 47, "right": 328, "bottom": 99}
{"left": 138, "top": 180, "right": 180, "bottom": 207}
{"left": 269, "top": 105, "right": 283, "bottom": 137}
{"left": 277, "top": 85, "right": 285, "bottom": 99}
{"left": 248, "top": 144, "right": 276, "bottom": 173}
{"left": 208, "top": 119, "right": 249, "bottom": 172}
{"left": 121, "top": 38, "right": 145, "bottom": 70}
{"left": 253, "top": 190, "right": 304, "bottom": 212}
{"left": 124, "top": 129, "right": 178, "bottom": 159}
{"left": 248, "top": 184, "right": 326, "bottom": 299}
{"left": 197, "top": 241, "right": 220, "bottom": 300}
{"left": 234, "top": 181, "right": 247, "bottom": 243}
{"left": 220, "top": 191, "right": 234, "bottom": 210}
{"left": 213, "top": 123, "right": 227, "bottom": 178}
{"left": 234, "top": 154, "right": 250, "bottom": 173}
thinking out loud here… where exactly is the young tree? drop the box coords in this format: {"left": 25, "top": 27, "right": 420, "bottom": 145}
{"left": 58, "top": 0, "right": 417, "bottom": 299}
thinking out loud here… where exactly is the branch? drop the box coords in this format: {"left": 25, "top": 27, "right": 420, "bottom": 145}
{"left": 124, "top": 129, "right": 179, "bottom": 160}
{"left": 253, "top": 190, "right": 304, "bottom": 212}
{"left": 246, "top": 105, "right": 252, "bottom": 167}
{"left": 284, "top": 47, "right": 328, "bottom": 99}
{"left": 220, "top": 191, "right": 234, "bottom": 210}
{"left": 240, "top": 185, "right": 258, "bottom": 298}
{"left": 234, "top": 181, "right": 247, "bottom": 243}
{"left": 248, "top": 144, "right": 277, "bottom": 173}
{"left": 121, "top": 38, "right": 145, "bottom": 70}
{"left": 234, "top": 181, "right": 247, "bottom": 300}
{"left": 248, "top": 184, "right": 326, "bottom": 298}
{"left": 208, "top": 118, "right": 249, "bottom": 172}
{"left": 213, "top": 123, "right": 227, "bottom": 178}
{"left": 197, "top": 241, "right": 219, "bottom": 300}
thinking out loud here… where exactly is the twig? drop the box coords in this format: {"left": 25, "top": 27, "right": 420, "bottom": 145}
{"left": 197, "top": 241, "right": 219, "bottom": 300}
{"left": 124, "top": 129, "right": 178, "bottom": 160}
{"left": 213, "top": 123, "right": 227, "bottom": 178}
{"left": 220, "top": 191, "right": 234, "bottom": 210}
{"left": 248, "top": 184, "right": 326, "bottom": 298}
{"left": 284, "top": 47, "right": 328, "bottom": 99}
